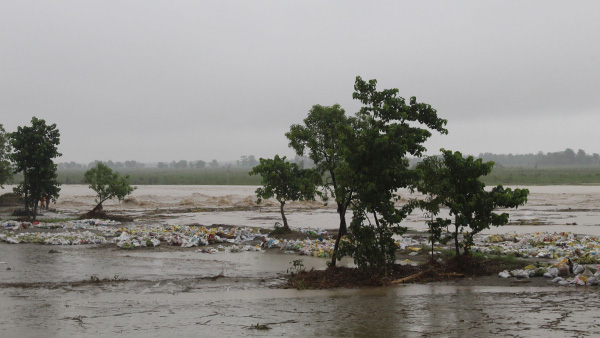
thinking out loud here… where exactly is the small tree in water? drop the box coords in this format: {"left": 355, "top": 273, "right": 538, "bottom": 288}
{"left": 286, "top": 104, "right": 353, "bottom": 266}
{"left": 84, "top": 163, "right": 136, "bottom": 213}
{"left": 249, "top": 155, "right": 320, "bottom": 233}
{"left": 415, "top": 150, "right": 529, "bottom": 257}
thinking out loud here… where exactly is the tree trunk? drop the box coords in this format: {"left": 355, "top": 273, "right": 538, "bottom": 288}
{"left": 279, "top": 201, "right": 289, "bottom": 230}
{"left": 32, "top": 199, "right": 38, "bottom": 221}
{"left": 92, "top": 202, "right": 103, "bottom": 213}
{"left": 330, "top": 203, "right": 348, "bottom": 267}
{"left": 24, "top": 189, "right": 30, "bottom": 217}
{"left": 430, "top": 215, "right": 435, "bottom": 261}
{"left": 33, "top": 175, "right": 39, "bottom": 220}
{"left": 454, "top": 221, "right": 460, "bottom": 257}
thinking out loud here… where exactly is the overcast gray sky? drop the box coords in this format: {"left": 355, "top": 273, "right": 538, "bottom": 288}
{"left": 1, "top": 1, "right": 599, "bottom": 163}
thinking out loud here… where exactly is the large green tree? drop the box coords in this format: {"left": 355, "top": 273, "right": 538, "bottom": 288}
{"left": 415, "top": 150, "right": 529, "bottom": 256}
{"left": 10, "top": 117, "right": 61, "bottom": 219}
{"left": 287, "top": 77, "right": 447, "bottom": 271}
{"left": 84, "top": 162, "right": 136, "bottom": 213}
{"left": 337, "top": 76, "right": 448, "bottom": 270}
{"left": 249, "top": 155, "right": 320, "bottom": 232}
{"left": 286, "top": 104, "right": 354, "bottom": 265}
{"left": 0, "top": 124, "right": 12, "bottom": 188}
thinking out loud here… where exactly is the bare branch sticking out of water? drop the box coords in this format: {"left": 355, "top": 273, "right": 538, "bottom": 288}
{"left": 60, "top": 315, "right": 86, "bottom": 327}
{"left": 246, "top": 319, "right": 298, "bottom": 330}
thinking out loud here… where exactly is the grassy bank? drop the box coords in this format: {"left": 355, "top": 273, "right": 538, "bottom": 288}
{"left": 481, "top": 167, "right": 600, "bottom": 185}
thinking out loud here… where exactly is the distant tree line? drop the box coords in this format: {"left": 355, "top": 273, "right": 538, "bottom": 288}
{"left": 93, "top": 160, "right": 146, "bottom": 169}
{"left": 477, "top": 148, "right": 600, "bottom": 167}
{"left": 157, "top": 160, "right": 208, "bottom": 169}
{"left": 55, "top": 149, "right": 600, "bottom": 172}
{"left": 57, "top": 155, "right": 313, "bottom": 171}
{"left": 58, "top": 160, "right": 146, "bottom": 170}
{"left": 405, "top": 148, "right": 600, "bottom": 169}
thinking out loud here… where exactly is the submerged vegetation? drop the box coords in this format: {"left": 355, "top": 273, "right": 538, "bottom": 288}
{"left": 84, "top": 162, "right": 136, "bottom": 214}
{"left": 286, "top": 251, "right": 528, "bottom": 289}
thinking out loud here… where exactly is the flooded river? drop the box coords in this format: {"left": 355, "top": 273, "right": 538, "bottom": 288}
{"left": 134, "top": 184, "right": 600, "bottom": 236}
{"left": 6, "top": 184, "right": 600, "bottom": 234}
{"left": 2, "top": 243, "right": 599, "bottom": 337}
{"left": 2, "top": 185, "right": 600, "bottom": 337}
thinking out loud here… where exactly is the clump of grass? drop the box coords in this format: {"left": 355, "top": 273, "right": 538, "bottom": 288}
{"left": 287, "top": 259, "right": 305, "bottom": 275}
{"left": 40, "top": 217, "right": 76, "bottom": 223}
{"left": 120, "top": 243, "right": 136, "bottom": 250}
{"left": 469, "top": 252, "right": 526, "bottom": 271}
{"left": 435, "top": 249, "right": 526, "bottom": 273}
{"left": 573, "top": 255, "right": 599, "bottom": 264}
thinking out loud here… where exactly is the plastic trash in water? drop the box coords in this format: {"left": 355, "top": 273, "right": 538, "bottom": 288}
{"left": 558, "top": 280, "right": 571, "bottom": 286}
{"left": 511, "top": 269, "right": 534, "bottom": 278}
{"left": 574, "top": 275, "right": 588, "bottom": 286}
{"left": 543, "top": 267, "right": 559, "bottom": 278}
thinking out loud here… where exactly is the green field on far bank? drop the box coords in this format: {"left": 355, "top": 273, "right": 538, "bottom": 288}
{"left": 11, "top": 166, "right": 600, "bottom": 186}
{"left": 480, "top": 167, "right": 600, "bottom": 186}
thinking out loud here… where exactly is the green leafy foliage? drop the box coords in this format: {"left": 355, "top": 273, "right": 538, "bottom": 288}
{"left": 337, "top": 76, "right": 447, "bottom": 271}
{"left": 0, "top": 124, "right": 12, "bottom": 188}
{"left": 10, "top": 117, "right": 61, "bottom": 219}
{"left": 249, "top": 155, "right": 320, "bottom": 230}
{"left": 84, "top": 163, "right": 136, "bottom": 212}
{"left": 415, "top": 150, "right": 529, "bottom": 256}
{"left": 410, "top": 156, "right": 452, "bottom": 256}
{"left": 286, "top": 104, "right": 353, "bottom": 265}
{"left": 287, "top": 259, "right": 305, "bottom": 275}
{"left": 286, "top": 77, "right": 447, "bottom": 271}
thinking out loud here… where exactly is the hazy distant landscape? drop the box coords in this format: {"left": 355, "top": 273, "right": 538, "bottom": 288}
{"left": 44, "top": 148, "right": 600, "bottom": 186}
{"left": 3, "top": 2, "right": 600, "bottom": 337}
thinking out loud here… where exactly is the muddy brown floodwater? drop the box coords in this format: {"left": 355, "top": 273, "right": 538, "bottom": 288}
{"left": 2, "top": 185, "right": 600, "bottom": 337}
